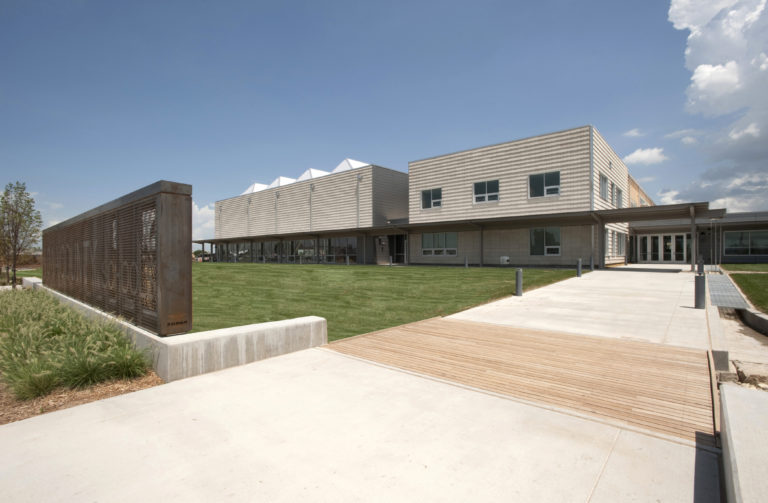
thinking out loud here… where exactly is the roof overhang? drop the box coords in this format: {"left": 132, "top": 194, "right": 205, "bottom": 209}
{"left": 194, "top": 202, "right": 729, "bottom": 244}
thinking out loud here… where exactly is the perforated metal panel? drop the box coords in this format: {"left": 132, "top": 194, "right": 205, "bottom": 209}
{"left": 43, "top": 181, "right": 192, "bottom": 336}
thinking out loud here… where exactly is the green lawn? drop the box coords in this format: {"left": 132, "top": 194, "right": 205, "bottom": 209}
{"left": 193, "top": 263, "right": 577, "bottom": 341}
{"left": 15, "top": 268, "right": 42, "bottom": 278}
{"left": 730, "top": 273, "right": 768, "bottom": 313}
{"left": 721, "top": 263, "right": 768, "bottom": 272}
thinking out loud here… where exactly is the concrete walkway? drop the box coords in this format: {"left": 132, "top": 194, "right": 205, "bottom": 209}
{"left": 451, "top": 264, "right": 710, "bottom": 349}
{"left": 0, "top": 348, "right": 720, "bottom": 502}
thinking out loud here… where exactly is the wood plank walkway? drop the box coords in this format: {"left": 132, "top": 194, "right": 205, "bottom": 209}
{"left": 328, "top": 318, "right": 715, "bottom": 444}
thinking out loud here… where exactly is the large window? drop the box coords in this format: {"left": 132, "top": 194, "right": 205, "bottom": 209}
{"left": 421, "top": 188, "right": 442, "bottom": 209}
{"left": 530, "top": 227, "right": 561, "bottom": 256}
{"left": 600, "top": 174, "right": 609, "bottom": 200}
{"left": 529, "top": 171, "right": 560, "bottom": 197}
{"left": 616, "top": 188, "right": 623, "bottom": 208}
{"left": 422, "top": 232, "right": 458, "bottom": 256}
{"left": 725, "top": 231, "right": 768, "bottom": 255}
{"left": 473, "top": 180, "right": 499, "bottom": 203}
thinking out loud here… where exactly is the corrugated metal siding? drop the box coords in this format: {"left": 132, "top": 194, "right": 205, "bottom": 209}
{"left": 408, "top": 126, "right": 592, "bottom": 224}
{"left": 592, "top": 128, "right": 630, "bottom": 211}
{"left": 408, "top": 225, "right": 594, "bottom": 266}
{"left": 215, "top": 166, "right": 388, "bottom": 239}
{"left": 372, "top": 167, "right": 409, "bottom": 226}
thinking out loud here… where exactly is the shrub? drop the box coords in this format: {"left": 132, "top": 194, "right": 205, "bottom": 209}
{"left": 0, "top": 289, "right": 151, "bottom": 399}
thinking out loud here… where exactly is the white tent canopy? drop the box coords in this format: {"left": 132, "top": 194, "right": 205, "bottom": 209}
{"left": 267, "top": 176, "right": 296, "bottom": 188}
{"left": 297, "top": 168, "right": 330, "bottom": 181}
{"left": 332, "top": 158, "right": 369, "bottom": 173}
{"left": 241, "top": 182, "right": 268, "bottom": 195}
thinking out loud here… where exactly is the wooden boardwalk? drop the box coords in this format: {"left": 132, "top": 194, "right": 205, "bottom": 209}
{"left": 328, "top": 318, "right": 715, "bottom": 444}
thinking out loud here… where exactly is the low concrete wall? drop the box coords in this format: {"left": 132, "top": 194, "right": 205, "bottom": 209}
{"left": 33, "top": 283, "right": 327, "bottom": 382}
{"left": 737, "top": 309, "right": 768, "bottom": 337}
{"left": 720, "top": 383, "right": 768, "bottom": 503}
{"left": 21, "top": 277, "right": 42, "bottom": 289}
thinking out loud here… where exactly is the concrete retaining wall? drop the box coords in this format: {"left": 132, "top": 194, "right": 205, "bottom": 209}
{"left": 737, "top": 309, "right": 768, "bottom": 337}
{"left": 720, "top": 383, "right": 768, "bottom": 503}
{"left": 31, "top": 282, "right": 327, "bottom": 382}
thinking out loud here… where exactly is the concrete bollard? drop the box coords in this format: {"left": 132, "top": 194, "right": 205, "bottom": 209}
{"left": 589, "top": 255, "right": 594, "bottom": 271}
{"left": 389, "top": 256, "right": 393, "bottom": 267}
{"left": 464, "top": 256, "right": 468, "bottom": 268}
{"left": 515, "top": 268, "right": 523, "bottom": 297}
{"left": 695, "top": 275, "right": 706, "bottom": 309}
{"left": 577, "top": 258, "right": 582, "bottom": 277}
{"left": 346, "top": 255, "right": 350, "bottom": 266}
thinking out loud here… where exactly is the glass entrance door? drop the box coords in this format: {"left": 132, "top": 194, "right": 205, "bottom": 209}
{"left": 638, "top": 234, "right": 688, "bottom": 264}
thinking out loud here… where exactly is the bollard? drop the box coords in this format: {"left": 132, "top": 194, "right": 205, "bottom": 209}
{"left": 577, "top": 258, "right": 582, "bottom": 277}
{"left": 346, "top": 255, "right": 350, "bottom": 266}
{"left": 695, "top": 275, "right": 706, "bottom": 309}
{"left": 515, "top": 268, "right": 523, "bottom": 296}
{"left": 697, "top": 259, "right": 704, "bottom": 275}
{"left": 589, "top": 255, "right": 594, "bottom": 271}
{"left": 389, "top": 255, "right": 392, "bottom": 267}
{"left": 464, "top": 256, "right": 468, "bottom": 268}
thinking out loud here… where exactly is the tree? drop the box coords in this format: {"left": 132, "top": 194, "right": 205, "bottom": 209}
{"left": 0, "top": 182, "right": 42, "bottom": 289}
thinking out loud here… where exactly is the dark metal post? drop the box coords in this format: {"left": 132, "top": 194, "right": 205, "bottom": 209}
{"left": 515, "top": 268, "right": 523, "bottom": 296}
{"left": 695, "top": 274, "right": 706, "bottom": 309}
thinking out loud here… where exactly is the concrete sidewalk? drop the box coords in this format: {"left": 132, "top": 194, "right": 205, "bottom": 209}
{"left": 0, "top": 348, "right": 720, "bottom": 502}
{"left": 451, "top": 264, "right": 710, "bottom": 349}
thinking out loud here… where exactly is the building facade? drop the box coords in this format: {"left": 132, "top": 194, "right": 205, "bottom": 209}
{"left": 200, "top": 125, "right": 758, "bottom": 267}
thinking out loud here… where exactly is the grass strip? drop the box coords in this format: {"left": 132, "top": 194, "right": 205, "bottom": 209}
{"left": 192, "top": 263, "right": 576, "bottom": 341}
{"left": 720, "top": 263, "right": 768, "bottom": 273}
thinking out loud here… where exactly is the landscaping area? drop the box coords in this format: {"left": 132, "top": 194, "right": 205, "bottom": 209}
{"left": 720, "top": 263, "right": 768, "bottom": 313}
{"left": 0, "top": 288, "right": 161, "bottom": 424}
{"left": 193, "top": 263, "right": 578, "bottom": 341}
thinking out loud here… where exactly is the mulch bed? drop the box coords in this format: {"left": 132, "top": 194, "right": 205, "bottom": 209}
{"left": 0, "top": 372, "right": 164, "bottom": 425}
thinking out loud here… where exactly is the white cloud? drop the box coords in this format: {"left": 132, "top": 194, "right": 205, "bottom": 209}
{"left": 192, "top": 201, "right": 215, "bottom": 240}
{"left": 623, "top": 128, "right": 644, "bottom": 137}
{"left": 728, "top": 122, "right": 760, "bottom": 139}
{"left": 666, "top": 0, "right": 768, "bottom": 210}
{"left": 665, "top": 128, "right": 703, "bottom": 138}
{"left": 47, "top": 220, "right": 61, "bottom": 227}
{"left": 658, "top": 189, "right": 684, "bottom": 205}
{"left": 637, "top": 176, "right": 657, "bottom": 183}
{"left": 690, "top": 60, "right": 741, "bottom": 100}
{"left": 622, "top": 147, "right": 669, "bottom": 165}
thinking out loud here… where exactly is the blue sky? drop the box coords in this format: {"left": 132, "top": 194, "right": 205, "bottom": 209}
{"left": 1, "top": 0, "right": 766, "bottom": 239}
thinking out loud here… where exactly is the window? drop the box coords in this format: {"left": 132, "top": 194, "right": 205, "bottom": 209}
{"left": 610, "top": 182, "right": 616, "bottom": 205}
{"left": 616, "top": 188, "right": 623, "bottom": 208}
{"left": 530, "top": 227, "right": 561, "bottom": 256}
{"left": 473, "top": 180, "right": 499, "bottom": 203}
{"left": 421, "top": 188, "right": 442, "bottom": 209}
{"left": 422, "top": 232, "right": 458, "bottom": 256}
{"left": 529, "top": 171, "right": 560, "bottom": 197}
{"left": 725, "top": 231, "right": 768, "bottom": 255}
{"left": 600, "top": 174, "right": 609, "bottom": 200}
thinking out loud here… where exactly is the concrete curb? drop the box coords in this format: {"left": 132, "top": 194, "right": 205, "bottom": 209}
{"left": 32, "top": 282, "right": 327, "bottom": 382}
{"left": 720, "top": 383, "right": 768, "bottom": 503}
{"left": 705, "top": 277, "right": 730, "bottom": 371}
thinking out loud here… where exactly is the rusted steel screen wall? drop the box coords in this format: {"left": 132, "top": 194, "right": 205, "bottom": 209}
{"left": 43, "top": 181, "right": 192, "bottom": 336}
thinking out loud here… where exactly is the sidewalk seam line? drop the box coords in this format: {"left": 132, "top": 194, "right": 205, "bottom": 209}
{"left": 586, "top": 429, "right": 621, "bottom": 503}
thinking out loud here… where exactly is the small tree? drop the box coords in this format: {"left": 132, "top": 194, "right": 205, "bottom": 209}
{"left": 0, "top": 182, "right": 43, "bottom": 289}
